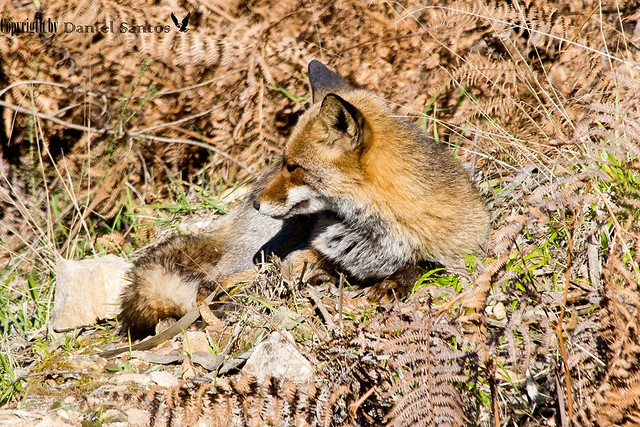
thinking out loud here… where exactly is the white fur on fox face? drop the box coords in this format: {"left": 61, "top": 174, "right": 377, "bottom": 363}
{"left": 260, "top": 186, "right": 329, "bottom": 218}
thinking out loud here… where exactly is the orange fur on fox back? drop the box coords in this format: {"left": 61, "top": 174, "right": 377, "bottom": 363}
{"left": 256, "top": 61, "right": 489, "bottom": 279}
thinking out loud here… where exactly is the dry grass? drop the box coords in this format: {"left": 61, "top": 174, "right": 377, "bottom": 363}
{"left": 1, "top": 0, "right": 639, "bottom": 425}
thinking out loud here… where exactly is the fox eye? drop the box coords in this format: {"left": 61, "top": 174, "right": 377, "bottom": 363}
{"left": 286, "top": 163, "right": 301, "bottom": 173}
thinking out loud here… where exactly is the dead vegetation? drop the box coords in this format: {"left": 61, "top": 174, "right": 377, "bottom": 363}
{"left": 1, "top": 0, "right": 640, "bottom": 425}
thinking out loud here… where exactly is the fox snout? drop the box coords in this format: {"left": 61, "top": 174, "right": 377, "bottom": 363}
{"left": 252, "top": 196, "right": 311, "bottom": 215}
{"left": 253, "top": 165, "right": 330, "bottom": 219}
{"left": 254, "top": 184, "right": 329, "bottom": 219}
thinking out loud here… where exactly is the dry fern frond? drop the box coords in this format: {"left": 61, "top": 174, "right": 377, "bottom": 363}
{"left": 379, "top": 301, "right": 467, "bottom": 427}
{"left": 97, "top": 374, "right": 355, "bottom": 427}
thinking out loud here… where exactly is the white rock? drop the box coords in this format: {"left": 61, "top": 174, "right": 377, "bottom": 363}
{"left": 35, "top": 415, "right": 74, "bottom": 426}
{"left": 126, "top": 408, "right": 151, "bottom": 427}
{"left": 149, "top": 370, "right": 179, "bottom": 388}
{"left": 51, "top": 254, "right": 132, "bottom": 331}
{"left": 242, "top": 330, "right": 313, "bottom": 384}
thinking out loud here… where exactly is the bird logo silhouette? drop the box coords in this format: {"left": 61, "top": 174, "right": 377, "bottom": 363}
{"left": 170, "top": 12, "right": 190, "bottom": 32}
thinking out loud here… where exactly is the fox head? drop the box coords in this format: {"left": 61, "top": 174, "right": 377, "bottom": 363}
{"left": 253, "top": 61, "right": 369, "bottom": 219}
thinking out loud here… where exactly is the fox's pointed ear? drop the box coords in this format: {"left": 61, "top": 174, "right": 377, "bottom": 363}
{"left": 309, "top": 60, "right": 352, "bottom": 104}
{"left": 319, "top": 94, "right": 365, "bottom": 148}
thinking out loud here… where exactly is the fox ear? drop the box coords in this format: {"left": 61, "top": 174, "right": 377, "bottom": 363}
{"left": 319, "top": 94, "right": 364, "bottom": 148}
{"left": 309, "top": 60, "right": 352, "bottom": 104}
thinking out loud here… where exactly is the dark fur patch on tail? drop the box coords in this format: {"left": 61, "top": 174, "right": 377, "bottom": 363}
{"left": 119, "top": 235, "right": 224, "bottom": 338}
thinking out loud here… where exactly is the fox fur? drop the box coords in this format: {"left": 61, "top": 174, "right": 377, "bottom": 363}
{"left": 118, "top": 60, "right": 490, "bottom": 338}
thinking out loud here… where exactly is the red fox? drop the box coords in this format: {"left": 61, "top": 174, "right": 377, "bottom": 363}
{"left": 119, "top": 61, "right": 490, "bottom": 338}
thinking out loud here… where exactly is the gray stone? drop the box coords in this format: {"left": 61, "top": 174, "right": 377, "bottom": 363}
{"left": 242, "top": 330, "right": 313, "bottom": 384}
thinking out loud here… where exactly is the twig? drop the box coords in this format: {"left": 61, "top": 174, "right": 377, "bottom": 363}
{"left": 0, "top": 99, "right": 111, "bottom": 133}
{"left": 555, "top": 209, "right": 578, "bottom": 420}
{"left": 298, "top": 260, "right": 309, "bottom": 286}
{"left": 338, "top": 273, "right": 344, "bottom": 330}
{"left": 487, "top": 355, "right": 501, "bottom": 427}
{"left": 555, "top": 371, "right": 568, "bottom": 426}
{"left": 350, "top": 386, "right": 376, "bottom": 418}
{"left": 0, "top": 80, "right": 69, "bottom": 97}
{"left": 307, "top": 285, "right": 335, "bottom": 330}
{"left": 133, "top": 100, "right": 233, "bottom": 134}
{"left": 199, "top": 0, "right": 238, "bottom": 24}
{"left": 127, "top": 132, "right": 250, "bottom": 171}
